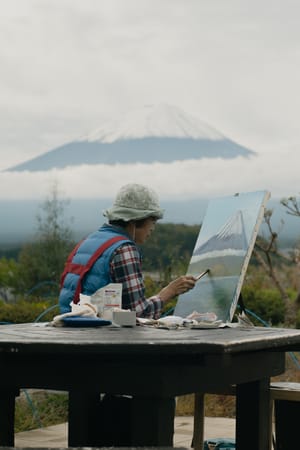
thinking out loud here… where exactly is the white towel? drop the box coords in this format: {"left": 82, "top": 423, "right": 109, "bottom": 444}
{"left": 50, "top": 297, "right": 98, "bottom": 326}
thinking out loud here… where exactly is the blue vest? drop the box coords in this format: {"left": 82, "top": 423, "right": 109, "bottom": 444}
{"left": 59, "top": 225, "right": 133, "bottom": 313}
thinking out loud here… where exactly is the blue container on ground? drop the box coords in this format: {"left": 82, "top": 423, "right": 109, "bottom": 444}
{"left": 203, "top": 438, "right": 235, "bottom": 449}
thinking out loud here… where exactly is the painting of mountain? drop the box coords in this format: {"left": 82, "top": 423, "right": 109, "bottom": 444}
{"left": 174, "top": 190, "right": 270, "bottom": 322}
{"left": 191, "top": 210, "right": 248, "bottom": 276}
{"left": 4, "top": 104, "right": 255, "bottom": 172}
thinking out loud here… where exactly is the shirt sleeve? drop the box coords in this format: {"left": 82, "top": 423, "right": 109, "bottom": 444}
{"left": 109, "top": 243, "right": 163, "bottom": 319}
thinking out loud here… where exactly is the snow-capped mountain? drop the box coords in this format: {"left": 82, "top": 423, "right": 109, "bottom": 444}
{"left": 5, "top": 104, "right": 256, "bottom": 172}
{"left": 192, "top": 210, "right": 248, "bottom": 260}
{"left": 82, "top": 103, "right": 225, "bottom": 142}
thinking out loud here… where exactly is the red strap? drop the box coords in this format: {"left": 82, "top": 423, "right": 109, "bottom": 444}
{"left": 60, "top": 235, "right": 127, "bottom": 304}
{"left": 60, "top": 238, "right": 85, "bottom": 288}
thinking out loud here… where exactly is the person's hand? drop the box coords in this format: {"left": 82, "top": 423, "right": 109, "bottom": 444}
{"left": 158, "top": 275, "right": 196, "bottom": 302}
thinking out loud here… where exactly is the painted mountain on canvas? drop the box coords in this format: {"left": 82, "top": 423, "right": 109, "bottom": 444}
{"left": 5, "top": 104, "right": 255, "bottom": 172}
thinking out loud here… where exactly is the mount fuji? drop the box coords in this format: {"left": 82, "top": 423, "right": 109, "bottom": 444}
{"left": 5, "top": 104, "right": 255, "bottom": 172}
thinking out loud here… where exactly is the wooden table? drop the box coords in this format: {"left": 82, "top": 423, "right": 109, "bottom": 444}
{"left": 0, "top": 323, "right": 300, "bottom": 450}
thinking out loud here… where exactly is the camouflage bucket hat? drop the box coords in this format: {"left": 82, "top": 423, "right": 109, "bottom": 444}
{"left": 103, "top": 183, "right": 164, "bottom": 222}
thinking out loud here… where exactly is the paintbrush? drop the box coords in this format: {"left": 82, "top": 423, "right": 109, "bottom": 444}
{"left": 195, "top": 269, "right": 210, "bottom": 281}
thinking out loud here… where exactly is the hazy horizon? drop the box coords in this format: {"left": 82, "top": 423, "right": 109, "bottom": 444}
{"left": 1, "top": 196, "right": 299, "bottom": 248}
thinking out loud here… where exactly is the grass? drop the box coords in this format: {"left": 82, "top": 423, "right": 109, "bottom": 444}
{"left": 176, "top": 393, "right": 236, "bottom": 418}
{"left": 15, "top": 390, "right": 68, "bottom": 433}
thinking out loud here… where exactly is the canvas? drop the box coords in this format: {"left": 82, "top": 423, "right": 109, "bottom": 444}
{"left": 174, "top": 190, "right": 270, "bottom": 322}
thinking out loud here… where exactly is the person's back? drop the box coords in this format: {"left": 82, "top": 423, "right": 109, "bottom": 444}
{"left": 58, "top": 182, "right": 197, "bottom": 318}
{"left": 58, "top": 224, "right": 132, "bottom": 313}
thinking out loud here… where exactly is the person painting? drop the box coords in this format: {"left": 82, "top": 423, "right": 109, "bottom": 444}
{"left": 59, "top": 182, "right": 196, "bottom": 317}
{"left": 58, "top": 183, "right": 197, "bottom": 446}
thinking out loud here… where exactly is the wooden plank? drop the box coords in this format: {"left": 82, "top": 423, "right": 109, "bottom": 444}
{"left": 0, "top": 351, "right": 285, "bottom": 396}
{"left": 0, "top": 388, "right": 19, "bottom": 446}
{"left": 192, "top": 393, "right": 205, "bottom": 450}
{"left": 274, "top": 399, "right": 300, "bottom": 450}
{"left": 68, "top": 392, "right": 175, "bottom": 447}
{"left": 236, "top": 379, "right": 272, "bottom": 450}
{"left": 271, "top": 381, "right": 300, "bottom": 401}
{"left": 68, "top": 390, "right": 101, "bottom": 447}
{"left": 0, "top": 324, "right": 300, "bottom": 356}
{"left": 131, "top": 396, "right": 176, "bottom": 446}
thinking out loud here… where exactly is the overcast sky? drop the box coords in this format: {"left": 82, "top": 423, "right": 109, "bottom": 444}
{"left": 1, "top": 0, "right": 300, "bottom": 202}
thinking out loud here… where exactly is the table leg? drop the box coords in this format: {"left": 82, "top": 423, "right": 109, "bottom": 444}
{"left": 68, "top": 390, "right": 100, "bottom": 447}
{"left": 193, "top": 393, "right": 205, "bottom": 450}
{"left": 0, "top": 388, "right": 19, "bottom": 446}
{"left": 131, "top": 395, "right": 175, "bottom": 446}
{"left": 236, "top": 379, "right": 272, "bottom": 450}
{"left": 69, "top": 391, "right": 175, "bottom": 447}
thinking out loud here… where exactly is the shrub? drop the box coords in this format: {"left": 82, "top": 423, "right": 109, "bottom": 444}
{"left": 240, "top": 286, "right": 285, "bottom": 326}
{"left": 0, "top": 299, "right": 59, "bottom": 324}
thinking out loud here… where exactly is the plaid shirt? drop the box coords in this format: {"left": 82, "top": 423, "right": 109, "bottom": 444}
{"left": 110, "top": 243, "right": 163, "bottom": 319}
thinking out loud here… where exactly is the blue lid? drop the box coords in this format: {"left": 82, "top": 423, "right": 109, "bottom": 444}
{"left": 62, "top": 316, "right": 112, "bottom": 327}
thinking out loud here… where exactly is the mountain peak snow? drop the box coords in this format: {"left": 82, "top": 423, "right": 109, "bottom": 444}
{"left": 79, "top": 104, "right": 224, "bottom": 143}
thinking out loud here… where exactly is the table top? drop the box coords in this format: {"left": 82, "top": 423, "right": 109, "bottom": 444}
{"left": 0, "top": 322, "right": 300, "bottom": 356}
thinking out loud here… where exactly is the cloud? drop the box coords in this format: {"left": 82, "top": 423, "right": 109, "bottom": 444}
{"left": 1, "top": 0, "right": 300, "bottom": 178}
{"left": 0, "top": 148, "right": 298, "bottom": 202}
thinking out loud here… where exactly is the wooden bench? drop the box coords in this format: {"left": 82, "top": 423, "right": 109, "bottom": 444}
{"left": 271, "top": 382, "right": 300, "bottom": 450}
{"left": 192, "top": 382, "right": 300, "bottom": 450}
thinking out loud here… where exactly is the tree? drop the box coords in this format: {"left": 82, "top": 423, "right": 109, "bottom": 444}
{"left": 0, "top": 257, "right": 18, "bottom": 301}
{"left": 15, "top": 183, "right": 75, "bottom": 297}
{"left": 141, "top": 223, "right": 199, "bottom": 282}
{"left": 253, "top": 197, "right": 300, "bottom": 327}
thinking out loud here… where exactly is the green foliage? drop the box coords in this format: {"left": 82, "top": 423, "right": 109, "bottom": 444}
{"left": 0, "top": 299, "right": 59, "bottom": 324}
{"left": 144, "top": 274, "right": 177, "bottom": 316}
{"left": 15, "top": 241, "right": 66, "bottom": 296}
{"left": 0, "top": 257, "right": 18, "bottom": 301}
{"left": 144, "top": 275, "right": 160, "bottom": 297}
{"left": 296, "top": 310, "right": 300, "bottom": 329}
{"left": 241, "top": 285, "right": 286, "bottom": 326}
{"left": 141, "top": 223, "right": 199, "bottom": 277}
{"left": 142, "top": 223, "right": 200, "bottom": 316}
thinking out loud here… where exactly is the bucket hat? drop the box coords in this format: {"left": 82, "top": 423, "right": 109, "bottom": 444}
{"left": 103, "top": 183, "right": 164, "bottom": 221}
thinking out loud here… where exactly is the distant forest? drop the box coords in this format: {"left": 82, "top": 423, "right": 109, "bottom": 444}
{"left": 141, "top": 223, "right": 200, "bottom": 274}
{"left": 0, "top": 223, "right": 201, "bottom": 276}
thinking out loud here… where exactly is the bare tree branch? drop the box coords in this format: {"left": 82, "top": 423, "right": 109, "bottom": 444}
{"left": 281, "top": 196, "right": 300, "bottom": 217}
{"left": 254, "top": 208, "right": 297, "bottom": 326}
